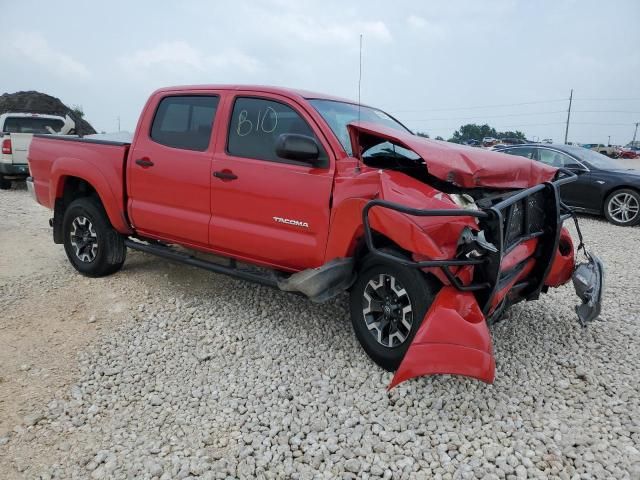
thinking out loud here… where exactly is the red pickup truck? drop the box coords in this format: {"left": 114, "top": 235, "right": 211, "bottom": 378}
{"left": 26, "top": 85, "right": 603, "bottom": 388}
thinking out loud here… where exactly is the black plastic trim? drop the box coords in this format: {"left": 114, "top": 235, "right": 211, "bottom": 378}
{"left": 33, "top": 134, "right": 131, "bottom": 147}
{"left": 124, "top": 239, "right": 279, "bottom": 288}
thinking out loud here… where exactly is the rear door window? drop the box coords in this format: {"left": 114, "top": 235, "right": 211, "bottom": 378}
{"left": 150, "top": 96, "right": 219, "bottom": 151}
{"left": 536, "top": 148, "right": 582, "bottom": 168}
{"left": 502, "top": 146, "right": 536, "bottom": 159}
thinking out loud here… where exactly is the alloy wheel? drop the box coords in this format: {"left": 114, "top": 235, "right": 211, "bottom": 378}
{"left": 608, "top": 192, "right": 640, "bottom": 224}
{"left": 70, "top": 215, "right": 98, "bottom": 262}
{"left": 362, "top": 273, "right": 413, "bottom": 348}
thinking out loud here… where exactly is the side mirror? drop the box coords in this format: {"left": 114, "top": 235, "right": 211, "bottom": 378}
{"left": 275, "top": 134, "right": 323, "bottom": 166}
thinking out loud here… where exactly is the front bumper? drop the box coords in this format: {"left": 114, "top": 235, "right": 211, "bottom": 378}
{"left": 362, "top": 169, "right": 604, "bottom": 388}
{"left": 363, "top": 169, "right": 579, "bottom": 314}
{"left": 0, "top": 163, "right": 30, "bottom": 179}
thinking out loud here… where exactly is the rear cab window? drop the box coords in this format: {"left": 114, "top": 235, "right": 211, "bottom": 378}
{"left": 226, "top": 96, "right": 327, "bottom": 165}
{"left": 3, "top": 117, "right": 64, "bottom": 134}
{"left": 150, "top": 96, "right": 219, "bottom": 151}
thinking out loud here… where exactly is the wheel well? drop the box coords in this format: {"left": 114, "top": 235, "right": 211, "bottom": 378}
{"left": 352, "top": 231, "right": 443, "bottom": 288}
{"left": 53, "top": 176, "right": 102, "bottom": 244}
{"left": 352, "top": 231, "right": 410, "bottom": 268}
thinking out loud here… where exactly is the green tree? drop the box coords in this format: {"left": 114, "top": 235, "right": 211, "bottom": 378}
{"left": 71, "top": 105, "right": 85, "bottom": 119}
{"left": 447, "top": 124, "right": 529, "bottom": 143}
{"left": 435, "top": 136, "right": 444, "bottom": 141}
{"left": 416, "top": 131, "right": 430, "bottom": 138}
{"left": 497, "top": 130, "right": 527, "bottom": 140}
{"left": 448, "top": 124, "right": 498, "bottom": 144}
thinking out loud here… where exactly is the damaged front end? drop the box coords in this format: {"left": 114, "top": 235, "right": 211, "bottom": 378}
{"left": 362, "top": 168, "right": 604, "bottom": 389}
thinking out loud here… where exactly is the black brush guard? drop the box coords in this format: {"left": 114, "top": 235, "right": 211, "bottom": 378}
{"left": 362, "top": 169, "right": 578, "bottom": 314}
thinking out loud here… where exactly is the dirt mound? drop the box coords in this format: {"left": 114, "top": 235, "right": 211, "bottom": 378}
{"left": 0, "top": 91, "right": 96, "bottom": 134}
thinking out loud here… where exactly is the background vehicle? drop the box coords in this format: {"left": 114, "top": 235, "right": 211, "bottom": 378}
{"left": 26, "top": 85, "right": 600, "bottom": 388}
{"left": 581, "top": 143, "right": 620, "bottom": 158}
{"left": 496, "top": 143, "right": 640, "bottom": 226}
{"left": 618, "top": 147, "right": 638, "bottom": 159}
{"left": 0, "top": 112, "right": 74, "bottom": 189}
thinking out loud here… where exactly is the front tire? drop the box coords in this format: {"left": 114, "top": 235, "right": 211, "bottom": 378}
{"left": 349, "top": 250, "right": 438, "bottom": 371}
{"left": 604, "top": 188, "right": 640, "bottom": 226}
{"left": 62, "top": 197, "right": 126, "bottom": 277}
{"left": 0, "top": 178, "right": 11, "bottom": 190}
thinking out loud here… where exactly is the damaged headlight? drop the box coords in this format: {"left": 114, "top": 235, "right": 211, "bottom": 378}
{"left": 449, "top": 193, "right": 479, "bottom": 211}
{"left": 457, "top": 227, "right": 498, "bottom": 259}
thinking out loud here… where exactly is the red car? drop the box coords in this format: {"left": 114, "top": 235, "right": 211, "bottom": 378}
{"left": 26, "top": 85, "right": 603, "bottom": 388}
{"left": 618, "top": 148, "right": 639, "bottom": 159}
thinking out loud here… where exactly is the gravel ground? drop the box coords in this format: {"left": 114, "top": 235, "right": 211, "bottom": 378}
{"left": 1, "top": 184, "right": 639, "bottom": 479}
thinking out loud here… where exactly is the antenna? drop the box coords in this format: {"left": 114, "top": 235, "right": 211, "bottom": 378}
{"left": 358, "top": 34, "right": 363, "bottom": 123}
{"left": 355, "top": 34, "right": 363, "bottom": 173}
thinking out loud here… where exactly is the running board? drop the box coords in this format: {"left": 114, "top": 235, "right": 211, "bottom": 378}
{"left": 124, "top": 239, "right": 280, "bottom": 288}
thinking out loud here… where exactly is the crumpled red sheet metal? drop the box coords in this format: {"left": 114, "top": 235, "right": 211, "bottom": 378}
{"left": 389, "top": 286, "right": 495, "bottom": 389}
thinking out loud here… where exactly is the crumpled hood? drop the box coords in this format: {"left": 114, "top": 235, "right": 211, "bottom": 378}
{"left": 347, "top": 121, "right": 558, "bottom": 189}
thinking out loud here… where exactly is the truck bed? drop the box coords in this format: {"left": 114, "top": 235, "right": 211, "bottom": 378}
{"left": 28, "top": 134, "right": 131, "bottom": 233}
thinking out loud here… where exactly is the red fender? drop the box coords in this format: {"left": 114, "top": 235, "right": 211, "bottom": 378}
{"left": 389, "top": 286, "right": 495, "bottom": 389}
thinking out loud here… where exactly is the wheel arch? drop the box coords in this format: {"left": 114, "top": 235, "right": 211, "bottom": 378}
{"left": 53, "top": 175, "right": 128, "bottom": 243}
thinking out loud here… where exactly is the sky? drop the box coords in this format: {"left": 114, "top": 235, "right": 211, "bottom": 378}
{"left": 1, "top": 0, "right": 639, "bottom": 145}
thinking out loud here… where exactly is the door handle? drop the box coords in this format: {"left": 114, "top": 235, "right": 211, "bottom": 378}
{"left": 213, "top": 170, "right": 238, "bottom": 180}
{"left": 135, "top": 158, "right": 154, "bottom": 167}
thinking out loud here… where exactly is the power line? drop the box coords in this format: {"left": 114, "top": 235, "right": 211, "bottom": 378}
{"left": 572, "top": 110, "right": 640, "bottom": 114}
{"left": 406, "top": 110, "right": 567, "bottom": 123}
{"left": 391, "top": 98, "right": 568, "bottom": 113}
{"left": 572, "top": 97, "right": 640, "bottom": 101}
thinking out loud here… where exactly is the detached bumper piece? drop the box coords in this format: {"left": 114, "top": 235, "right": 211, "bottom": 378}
{"left": 389, "top": 286, "right": 495, "bottom": 390}
{"left": 573, "top": 253, "right": 604, "bottom": 326}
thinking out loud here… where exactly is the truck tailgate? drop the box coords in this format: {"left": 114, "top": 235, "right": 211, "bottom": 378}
{"left": 8, "top": 133, "right": 32, "bottom": 165}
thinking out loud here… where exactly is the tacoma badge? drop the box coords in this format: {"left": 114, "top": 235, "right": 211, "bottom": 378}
{"left": 273, "top": 216, "right": 309, "bottom": 228}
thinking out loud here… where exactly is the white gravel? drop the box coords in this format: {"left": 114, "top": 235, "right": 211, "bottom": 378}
{"left": 1, "top": 186, "right": 639, "bottom": 479}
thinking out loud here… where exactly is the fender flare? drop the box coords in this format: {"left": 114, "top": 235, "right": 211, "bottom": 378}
{"left": 50, "top": 157, "right": 132, "bottom": 234}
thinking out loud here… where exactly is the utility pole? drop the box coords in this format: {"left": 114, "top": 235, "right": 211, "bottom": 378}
{"left": 608, "top": 135, "right": 611, "bottom": 146}
{"left": 633, "top": 122, "right": 639, "bottom": 145}
{"left": 564, "top": 89, "right": 573, "bottom": 144}
{"left": 117, "top": 116, "right": 121, "bottom": 132}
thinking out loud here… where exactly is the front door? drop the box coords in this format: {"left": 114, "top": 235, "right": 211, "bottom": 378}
{"left": 127, "top": 94, "right": 220, "bottom": 246}
{"left": 535, "top": 147, "right": 591, "bottom": 208}
{"left": 209, "top": 94, "right": 334, "bottom": 270}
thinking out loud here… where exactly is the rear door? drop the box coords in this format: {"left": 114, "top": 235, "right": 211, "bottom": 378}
{"left": 209, "top": 93, "right": 334, "bottom": 270}
{"left": 127, "top": 93, "right": 220, "bottom": 246}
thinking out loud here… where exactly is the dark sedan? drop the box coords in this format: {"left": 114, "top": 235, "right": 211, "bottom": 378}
{"left": 496, "top": 143, "right": 640, "bottom": 226}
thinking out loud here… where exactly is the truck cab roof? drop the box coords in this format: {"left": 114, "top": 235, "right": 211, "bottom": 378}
{"left": 153, "top": 84, "right": 359, "bottom": 105}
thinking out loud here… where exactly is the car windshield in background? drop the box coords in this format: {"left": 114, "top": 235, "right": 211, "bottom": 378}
{"left": 563, "top": 145, "right": 630, "bottom": 169}
{"left": 309, "top": 99, "right": 410, "bottom": 155}
{"left": 3, "top": 117, "right": 65, "bottom": 134}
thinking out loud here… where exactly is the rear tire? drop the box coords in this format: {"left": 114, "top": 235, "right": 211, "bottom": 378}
{"left": 603, "top": 188, "right": 640, "bottom": 226}
{"left": 0, "top": 178, "right": 11, "bottom": 190}
{"left": 349, "top": 250, "right": 438, "bottom": 371}
{"left": 62, "top": 197, "right": 126, "bottom": 277}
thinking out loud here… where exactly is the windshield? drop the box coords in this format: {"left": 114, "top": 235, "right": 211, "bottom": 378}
{"left": 309, "top": 99, "right": 410, "bottom": 155}
{"left": 3, "top": 116, "right": 64, "bottom": 134}
{"left": 562, "top": 145, "right": 630, "bottom": 169}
